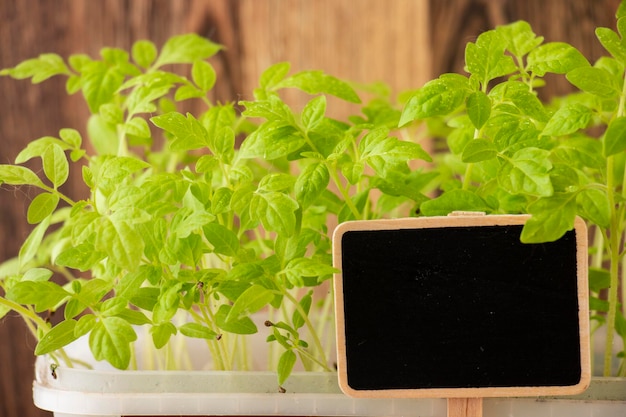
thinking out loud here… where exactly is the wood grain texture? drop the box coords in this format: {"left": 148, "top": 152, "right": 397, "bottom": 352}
{"left": 447, "top": 398, "right": 483, "bottom": 417}
{"left": 0, "top": 1, "right": 618, "bottom": 416}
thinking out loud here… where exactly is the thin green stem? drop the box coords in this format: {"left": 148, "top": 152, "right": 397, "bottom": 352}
{"left": 328, "top": 164, "right": 361, "bottom": 219}
{"left": 604, "top": 155, "right": 620, "bottom": 376}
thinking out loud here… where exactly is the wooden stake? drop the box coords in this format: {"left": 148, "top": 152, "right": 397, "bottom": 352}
{"left": 447, "top": 398, "right": 483, "bottom": 417}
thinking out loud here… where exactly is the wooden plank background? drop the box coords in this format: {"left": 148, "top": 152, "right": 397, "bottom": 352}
{"left": 0, "top": 1, "right": 619, "bottom": 416}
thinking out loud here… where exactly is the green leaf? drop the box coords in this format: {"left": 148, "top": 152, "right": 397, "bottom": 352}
{"left": 295, "top": 162, "right": 330, "bottom": 209}
{"left": 27, "top": 192, "right": 59, "bottom": 224}
{"left": 124, "top": 117, "right": 151, "bottom": 138}
{"left": 251, "top": 192, "right": 299, "bottom": 236}
{"left": 210, "top": 187, "right": 233, "bottom": 215}
{"left": 277, "top": 70, "right": 360, "bottom": 103}
{"left": 259, "top": 62, "right": 291, "bottom": 90}
{"left": 132, "top": 40, "right": 158, "bottom": 68}
{"left": 419, "top": 189, "right": 491, "bottom": 216}
{"left": 89, "top": 317, "right": 137, "bottom": 369}
{"left": 527, "top": 42, "right": 589, "bottom": 76}
{"left": 496, "top": 21, "right": 543, "bottom": 57}
{"left": 277, "top": 350, "right": 297, "bottom": 386}
{"left": 238, "top": 123, "right": 304, "bottom": 160}
{"left": 151, "top": 322, "right": 177, "bottom": 349}
{"left": 35, "top": 320, "right": 77, "bottom": 355}
{"left": 399, "top": 74, "right": 469, "bottom": 125}
{"left": 81, "top": 61, "right": 127, "bottom": 113}
{"left": 465, "top": 30, "right": 516, "bottom": 84}
{"left": 43, "top": 144, "right": 69, "bottom": 188}
{"left": 75, "top": 314, "right": 97, "bottom": 338}
{"left": 19, "top": 215, "right": 51, "bottom": 267}
{"left": 7, "top": 280, "right": 70, "bottom": 312}
{"left": 59, "top": 128, "right": 82, "bottom": 149}
{"left": 203, "top": 222, "right": 240, "bottom": 256}
{"left": 151, "top": 112, "right": 209, "bottom": 151}
{"left": 302, "top": 95, "right": 327, "bottom": 131}
{"left": 155, "top": 34, "right": 222, "bottom": 67}
{"left": 603, "top": 116, "right": 626, "bottom": 157}
{"left": 577, "top": 188, "right": 610, "bottom": 228}
{"left": 1, "top": 53, "right": 69, "bottom": 83}
{"left": 55, "top": 242, "right": 106, "bottom": 272}
{"left": 467, "top": 91, "right": 491, "bottom": 129}
{"left": 192, "top": 60, "right": 216, "bottom": 91}
{"left": 95, "top": 217, "right": 144, "bottom": 271}
{"left": 226, "top": 285, "right": 274, "bottom": 322}
{"left": 521, "top": 195, "right": 577, "bottom": 243}
{"left": 179, "top": 323, "right": 219, "bottom": 339}
{"left": 498, "top": 148, "right": 553, "bottom": 197}
{"left": 292, "top": 291, "right": 313, "bottom": 330}
{"left": 461, "top": 139, "right": 498, "bottom": 163}
{"left": 566, "top": 66, "right": 620, "bottom": 98}
{"left": 542, "top": 104, "right": 592, "bottom": 136}
{"left": 596, "top": 27, "right": 626, "bottom": 64}
{"left": 0, "top": 165, "right": 44, "bottom": 187}
{"left": 284, "top": 258, "right": 338, "bottom": 287}
{"left": 216, "top": 304, "right": 258, "bottom": 334}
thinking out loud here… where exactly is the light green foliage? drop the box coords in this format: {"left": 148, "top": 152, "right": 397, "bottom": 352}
{"left": 401, "top": 14, "right": 626, "bottom": 377}
{"left": 0, "top": 33, "right": 431, "bottom": 385}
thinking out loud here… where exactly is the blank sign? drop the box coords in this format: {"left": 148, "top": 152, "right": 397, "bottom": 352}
{"left": 333, "top": 214, "right": 590, "bottom": 398}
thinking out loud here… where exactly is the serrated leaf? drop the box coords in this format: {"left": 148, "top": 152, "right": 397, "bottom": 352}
{"left": 277, "top": 70, "right": 360, "bottom": 103}
{"left": 55, "top": 242, "right": 106, "bottom": 272}
{"left": 35, "top": 320, "right": 78, "bottom": 355}
{"left": 462, "top": 139, "right": 498, "bottom": 163}
{"left": 527, "top": 42, "right": 589, "bottom": 76}
{"left": 81, "top": 61, "right": 126, "bottom": 113}
{"left": 125, "top": 117, "right": 151, "bottom": 138}
{"left": 566, "top": 66, "right": 620, "bottom": 98}
{"left": 179, "top": 323, "right": 219, "bottom": 339}
{"left": 0, "top": 165, "right": 44, "bottom": 187}
{"left": 498, "top": 148, "right": 553, "bottom": 197}
{"left": 521, "top": 195, "right": 577, "bottom": 243}
{"left": 603, "top": 116, "right": 626, "bottom": 157}
{"left": 465, "top": 30, "right": 516, "bottom": 84}
{"left": 203, "top": 222, "right": 240, "bottom": 256}
{"left": 251, "top": 192, "right": 299, "bottom": 236}
{"left": 295, "top": 162, "right": 330, "bottom": 208}
{"left": 302, "top": 95, "right": 326, "bottom": 131}
{"left": 238, "top": 123, "right": 304, "bottom": 160}
{"left": 419, "top": 189, "right": 491, "bottom": 216}
{"left": 260, "top": 62, "right": 291, "bottom": 89}
{"left": 577, "top": 188, "right": 610, "bottom": 228}
{"left": 95, "top": 217, "right": 144, "bottom": 271}
{"left": 27, "top": 192, "right": 59, "bottom": 224}
{"left": 496, "top": 21, "right": 544, "bottom": 57}
{"left": 542, "top": 104, "right": 592, "bottom": 136}
{"left": 89, "top": 317, "right": 137, "bottom": 369}
{"left": 7, "top": 280, "right": 70, "bottom": 312}
{"left": 2, "top": 53, "right": 69, "bottom": 83}
{"left": 151, "top": 111, "right": 209, "bottom": 151}
{"left": 596, "top": 27, "right": 626, "bottom": 64}
{"left": 155, "top": 34, "right": 222, "bottom": 67}
{"left": 399, "top": 74, "right": 469, "bottom": 125}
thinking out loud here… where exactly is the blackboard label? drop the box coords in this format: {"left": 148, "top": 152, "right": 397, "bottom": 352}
{"left": 333, "top": 215, "right": 590, "bottom": 398}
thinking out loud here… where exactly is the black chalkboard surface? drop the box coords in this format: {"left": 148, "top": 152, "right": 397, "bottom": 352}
{"left": 333, "top": 214, "right": 590, "bottom": 399}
